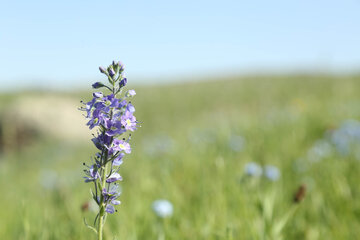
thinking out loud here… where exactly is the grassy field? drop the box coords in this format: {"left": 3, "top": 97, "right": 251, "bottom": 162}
{"left": 0, "top": 75, "right": 360, "bottom": 239}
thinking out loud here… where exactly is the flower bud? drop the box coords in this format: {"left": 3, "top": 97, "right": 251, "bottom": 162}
{"left": 109, "top": 68, "right": 116, "bottom": 78}
{"left": 118, "top": 61, "right": 124, "bottom": 72}
{"left": 93, "top": 92, "right": 103, "bottom": 98}
{"left": 106, "top": 172, "right": 122, "bottom": 183}
{"left": 126, "top": 90, "right": 136, "bottom": 97}
{"left": 126, "top": 103, "right": 135, "bottom": 113}
{"left": 113, "top": 60, "right": 120, "bottom": 73}
{"left": 119, "top": 78, "right": 127, "bottom": 88}
{"left": 92, "top": 82, "right": 105, "bottom": 89}
{"left": 99, "top": 66, "right": 106, "bottom": 74}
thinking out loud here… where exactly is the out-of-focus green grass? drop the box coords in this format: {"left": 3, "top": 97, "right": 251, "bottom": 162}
{"left": 0, "top": 75, "right": 360, "bottom": 239}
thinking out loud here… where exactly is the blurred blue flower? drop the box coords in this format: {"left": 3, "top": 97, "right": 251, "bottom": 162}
{"left": 188, "top": 128, "right": 216, "bottom": 146}
{"left": 264, "top": 165, "right": 281, "bottom": 181}
{"left": 330, "top": 119, "right": 360, "bottom": 156}
{"left": 152, "top": 199, "right": 173, "bottom": 218}
{"left": 229, "top": 135, "right": 245, "bottom": 152}
{"left": 39, "top": 169, "right": 58, "bottom": 190}
{"left": 143, "top": 134, "right": 175, "bottom": 156}
{"left": 307, "top": 140, "right": 332, "bottom": 162}
{"left": 244, "top": 162, "right": 262, "bottom": 177}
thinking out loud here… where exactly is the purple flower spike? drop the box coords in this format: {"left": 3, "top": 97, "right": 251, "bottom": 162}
{"left": 80, "top": 61, "right": 138, "bottom": 231}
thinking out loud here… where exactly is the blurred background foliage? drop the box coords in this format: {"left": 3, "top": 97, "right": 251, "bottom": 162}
{"left": 0, "top": 74, "right": 360, "bottom": 239}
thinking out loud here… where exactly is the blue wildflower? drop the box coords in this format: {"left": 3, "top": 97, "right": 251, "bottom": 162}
{"left": 105, "top": 120, "right": 126, "bottom": 136}
{"left": 91, "top": 134, "right": 112, "bottom": 150}
{"left": 86, "top": 108, "right": 108, "bottom": 129}
{"left": 111, "top": 139, "right": 131, "bottom": 154}
{"left": 121, "top": 111, "right": 137, "bottom": 131}
{"left": 102, "top": 185, "right": 121, "bottom": 214}
{"left": 84, "top": 164, "right": 100, "bottom": 183}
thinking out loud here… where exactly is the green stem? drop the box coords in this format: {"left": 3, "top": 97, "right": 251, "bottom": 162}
{"left": 98, "top": 155, "right": 109, "bottom": 240}
{"left": 97, "top": 73, "right": 117, "bottom": 240}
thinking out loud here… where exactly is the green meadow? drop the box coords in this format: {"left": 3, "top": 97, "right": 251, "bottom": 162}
{"left": 0, "top": 75, "right": 360, "bottom": 239}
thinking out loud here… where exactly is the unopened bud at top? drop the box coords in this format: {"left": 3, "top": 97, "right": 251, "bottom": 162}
{"left": 118, "top": 61, "right": 124, "bottom": 72}
{"left": 113, "top": 60, "right": 120, "bottom": 73}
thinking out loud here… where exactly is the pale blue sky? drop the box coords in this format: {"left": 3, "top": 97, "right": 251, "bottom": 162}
{"left": 0, "top": 0, "right": 359, "bottom": 89}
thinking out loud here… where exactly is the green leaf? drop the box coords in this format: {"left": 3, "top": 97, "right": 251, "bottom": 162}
{"left": 83, "top": 218, "right": 98, "bottom": 235}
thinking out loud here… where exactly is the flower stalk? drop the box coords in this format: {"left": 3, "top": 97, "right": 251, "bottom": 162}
{"left": 80, "top": 61, "right": 138, "bottom": 239}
